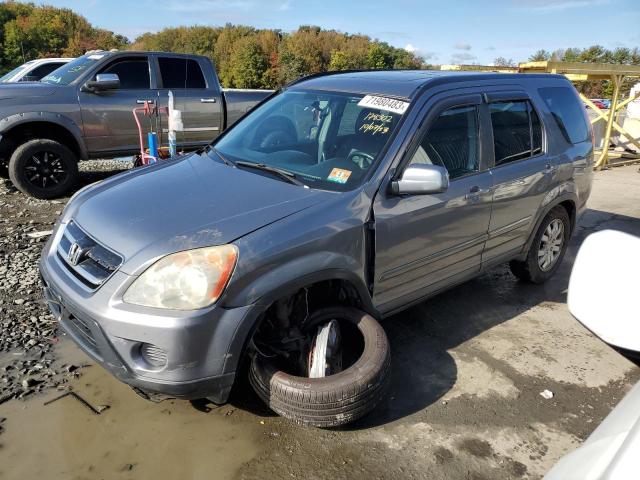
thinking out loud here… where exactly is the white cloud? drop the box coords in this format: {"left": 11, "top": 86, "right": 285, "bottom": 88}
{"left": 450, "top": 52, "right": 477, "bottom": 64}
{"left": 515, "top": 0, "right": 609, "bottom": 12}
{"left": 278, "top": 0, "right": 291, "bottom": 10}
{"left": 405, "top": 43, "right": 417, "bottom": 53}
{"left": 454, "top": 41, "right": 472, "bottom": 51}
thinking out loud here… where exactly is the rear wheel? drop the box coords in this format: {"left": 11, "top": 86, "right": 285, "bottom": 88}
{"left": 509, "top": 206, "right": 570, "bottom": 283}
{"left": 249, "top": 307, "right": 390, "bottom": 427}
{"left": 8, "top": 139, "right": 78, "bottom": 199}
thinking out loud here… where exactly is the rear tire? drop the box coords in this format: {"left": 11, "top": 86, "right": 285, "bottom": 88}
{"left": 8, "top": 139, "right": 78, "bottom": 199}
{"left": 249, "top": 307, "right": 390, "bottom": 427}
{"left": 509, "top": 206, "right": 570, "bottom": 284}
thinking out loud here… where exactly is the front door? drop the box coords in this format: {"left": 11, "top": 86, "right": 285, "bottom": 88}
{"left": 155, "top": 56, "right": 223, "bottom": 149}
{"left": 78, "top": 55, "right": 155, "bottom": 155}
{"left": 373, "top": 94, "right": 494, "bottom": 314}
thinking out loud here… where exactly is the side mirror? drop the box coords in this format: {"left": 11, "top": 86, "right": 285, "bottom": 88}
{"left": 568, "top": 230, "right": 639, "bottom": 353}
{"left": 390, "top": 164, "right": 449, "bottom": 195}
{"left": 82, "top": 73, "right": 120, "bottom": 92}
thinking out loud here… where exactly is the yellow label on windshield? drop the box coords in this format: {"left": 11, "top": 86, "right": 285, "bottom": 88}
{"left": 327, "top": 168, "right": 352, "bottom": 184}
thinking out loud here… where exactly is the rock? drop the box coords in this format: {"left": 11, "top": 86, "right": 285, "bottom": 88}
{"left": 540, "top": 389, "right": 554, "bottom": 400}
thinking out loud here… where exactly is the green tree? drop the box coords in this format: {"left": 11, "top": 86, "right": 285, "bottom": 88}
{"left": 229, "top": 36, "right": 268, "bottom": 88}
{"left": 529, "top": 49, "right": 551, "bottom": 62}
{"left": 493, "top": 56, "right": 516, "bottom": 67}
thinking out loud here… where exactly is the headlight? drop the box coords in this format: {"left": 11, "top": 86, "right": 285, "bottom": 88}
{"left": 123, "top": 245, "right": 238, "bottom": 310}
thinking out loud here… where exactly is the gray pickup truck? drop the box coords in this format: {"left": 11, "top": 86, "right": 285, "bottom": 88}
{"left": 40, "top": 70, "right": 593, "bottom": 427}
{"left": 0, "top": 50, "right": 271, "bottom": 198}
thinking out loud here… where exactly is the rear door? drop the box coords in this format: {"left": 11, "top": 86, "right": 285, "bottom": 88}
{"left": 372, "top": 93, "right": 494, "bottom": 313}
{"left": 78, "top": 54, "right": 155, "bottom": 155}
{"left": 156, "top": 56, "right": 223, "bottom": 148}
{"left": 481, "top": 91, "right": 558, "bottom": 264}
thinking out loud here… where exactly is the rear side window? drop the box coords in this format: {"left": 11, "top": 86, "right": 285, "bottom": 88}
{"left": 490, "top": 100, "right": 543, "bottom": 166}
{"left": 27, "top": 62, "right": 65, "bottom": 80}
{"left": 101, "top": 58, "right": 150, "bottom": 89}
{"left": 539, "top": 87, "right": 589, "bottom": 144}
{"left": 158, "top": 57, "right": 207, "bottom": 89}
{"left": 409, "top": 105, "right": 480, "bottom": 180}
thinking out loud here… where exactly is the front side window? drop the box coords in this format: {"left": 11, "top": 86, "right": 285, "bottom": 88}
{"left": 100, "top": 58, "right": 150, "bottom": 89}
{"left": 158, "top": 57, "right": 206, "bottom": 89}
{"left": 490, "top": 100, "right": 543, "bottom": 166}
{"left": 213, "top": 90, "right": 405, "bottom": 191}
{"left": 409, "top": 105, "right": 480, "bottom": 180}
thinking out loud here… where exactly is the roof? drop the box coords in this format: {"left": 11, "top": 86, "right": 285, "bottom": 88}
{"left": 290, "top": 69, "right": 559, "bottom": 100}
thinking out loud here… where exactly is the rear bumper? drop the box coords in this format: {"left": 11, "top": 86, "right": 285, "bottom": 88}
{"left": 40, "top": 249, "right": 255, "bottom": 403}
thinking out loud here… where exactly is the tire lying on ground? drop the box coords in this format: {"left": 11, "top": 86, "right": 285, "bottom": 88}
{"left": 249, "top": 307, "right": 390, "bottom": 427}
{"left": 8, "top": 138, "right": 78, "bottom": 199}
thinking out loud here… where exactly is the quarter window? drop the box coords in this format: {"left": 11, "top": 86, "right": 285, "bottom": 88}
{"left": 158, "top": 57, "right": 207, "bottom": 89}
{"left": 409, "top": 105, "right": 480, "bottom": 180}
{"left": 490, "top": 100, "right": 543, "bottom": 166}
{"left": 100, "top": 58, "right": 150, "bottom": 89}
{"left": 539, "top": 87, "right": 589, "bottom": 144}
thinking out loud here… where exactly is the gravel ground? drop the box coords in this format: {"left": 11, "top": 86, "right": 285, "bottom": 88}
{"left": 0, "top": 160, "right": 132, "bottom": 404}
{"left": 0, "top": 161, "right": 639, "bottom": 480}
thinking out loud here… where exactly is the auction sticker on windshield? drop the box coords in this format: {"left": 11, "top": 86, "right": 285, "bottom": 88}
{"left": 357, "top": 95, "right": 409, "bottom": 115}
{"left": 327, "top": 168, "right": 352, "bottom": 184}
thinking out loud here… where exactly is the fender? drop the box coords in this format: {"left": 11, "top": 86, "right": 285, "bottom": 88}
{"left": 518, "top": 186, "right": 579, "bottom": 261}
{"left": 0, "top": 112, "right": 88, "bottom": 159}
{"left": 220, "top": 258, "right": 377, "bottom": 376}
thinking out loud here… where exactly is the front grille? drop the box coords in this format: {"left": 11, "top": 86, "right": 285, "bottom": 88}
{"left": 56, "top": 221, "right": 123, "bottom": 289}
{"left": 66, "top": 314, "right": 98, "bottom": 354}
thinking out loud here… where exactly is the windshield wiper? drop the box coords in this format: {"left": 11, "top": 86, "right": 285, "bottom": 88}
{"left": 208, "top": 146, "right": 236, "bottom": 167}
{"left": 235, "top": 161, "right": 305, "bottom": 187}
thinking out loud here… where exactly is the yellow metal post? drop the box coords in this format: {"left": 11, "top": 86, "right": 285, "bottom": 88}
{"left": 595, "top": 74, "right": 623, "bottom": 169}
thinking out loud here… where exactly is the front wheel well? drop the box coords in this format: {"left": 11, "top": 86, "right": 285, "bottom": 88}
{"left": 0, "top": 122, "right": 81, "bottom": 162}
{"left": 242, "top": 278, "right": 372, "bottom": 366}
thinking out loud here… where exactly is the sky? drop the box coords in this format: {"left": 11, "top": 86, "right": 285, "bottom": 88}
{"left": 33, "top": 0, "right": 640, "bottom": 64}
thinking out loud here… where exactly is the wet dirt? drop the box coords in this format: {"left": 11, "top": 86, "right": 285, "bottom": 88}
{"left": 1, "top": 163, "right": 640, "bottom": 480}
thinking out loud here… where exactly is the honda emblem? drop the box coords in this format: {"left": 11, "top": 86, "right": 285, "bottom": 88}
{"left": 67, "top": 242, "right": 84, "bottom": 266}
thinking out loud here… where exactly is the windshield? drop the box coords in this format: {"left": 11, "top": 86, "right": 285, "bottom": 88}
{"left": 0, "top": 64, "right": 30, "bottom": 82}
{"left": 213, "top": 90, "right": 407, "bottom": 191}
{"left": 41, "top": 53, "right": 105, "bottom": 85}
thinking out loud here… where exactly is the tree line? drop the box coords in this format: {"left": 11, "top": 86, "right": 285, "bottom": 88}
{"left": 1, "top": 1, "right": 639, "bottom": 96}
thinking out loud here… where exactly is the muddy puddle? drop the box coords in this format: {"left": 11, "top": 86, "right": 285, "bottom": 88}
{"left": 0, "top": 339, "right": 265, "bottom": 480}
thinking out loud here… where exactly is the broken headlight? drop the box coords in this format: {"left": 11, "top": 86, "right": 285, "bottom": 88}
{"left": 123, "top": 245, "right": 238, "bottom": 310}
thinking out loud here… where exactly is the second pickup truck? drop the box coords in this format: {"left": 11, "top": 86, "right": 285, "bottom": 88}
{"left": 0, "top": 50, "right": 271, "bottom": 198}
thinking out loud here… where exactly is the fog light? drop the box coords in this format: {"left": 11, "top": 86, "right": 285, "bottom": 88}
{"left": 140, "top": 343, "right": 168, "bottom": 368}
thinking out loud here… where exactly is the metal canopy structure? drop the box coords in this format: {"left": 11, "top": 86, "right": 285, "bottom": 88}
{"left": 519, "top": 61, "right": 640, "bottom": 169}
{"left": 440, "top": 61, "right": 640, "bottom": 169}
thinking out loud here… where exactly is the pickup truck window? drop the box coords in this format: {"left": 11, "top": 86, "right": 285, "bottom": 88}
{"left": 100, "top": 58, "right": 150, "bottom": 89}
{"left": 213, "top": 90, "right": 404, "bottom": 191}
{"left": 158, "top": 57, "right": 206, "bottom": 89}
{"left": 490, "top": 100, "right": 543, "bottom": 166}
{"left": 408, "top": 105, "right": 480, "bottom": 180}
{"left": 41, "top": 55, "right": 102, "bottom": 85}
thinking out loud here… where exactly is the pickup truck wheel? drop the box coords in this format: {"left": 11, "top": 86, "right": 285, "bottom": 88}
{"left": 509, "top": 206, "right": 570, "bottom": 284}
{"left": 249, "top": 307, "right": 390, "bottom": 427}
{"left": 8, "top": 139, "right": 78, "bottom": 199}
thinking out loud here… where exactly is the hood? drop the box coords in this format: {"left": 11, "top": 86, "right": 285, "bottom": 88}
{"left": 0, "top": 82, "right": 58, "bottom": 99}
{"left": 68, "top": 151, "right": 331, "bottom": 274}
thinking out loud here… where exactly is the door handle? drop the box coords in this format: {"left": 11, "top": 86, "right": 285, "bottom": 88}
{"left": 136, "top": 99, "right": 155, "bottom": 104}
{"left": 201, "top": 98, "right": 217, "bottom": 103}
{"left": 464, "top": 185, "right": 483, "bottom": 201}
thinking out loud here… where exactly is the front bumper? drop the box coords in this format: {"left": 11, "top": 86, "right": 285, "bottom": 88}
{"left": 40, "top": 234, "right": 255, "bottom": 403}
